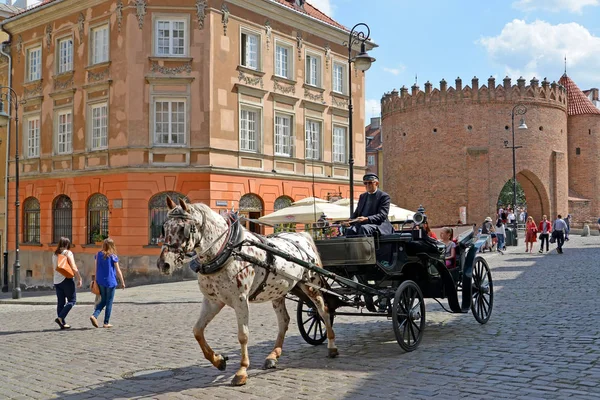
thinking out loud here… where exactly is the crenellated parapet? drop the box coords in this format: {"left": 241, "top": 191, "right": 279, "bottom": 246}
{"left": 381, "top": 76, "right": 568, "bottom": 116}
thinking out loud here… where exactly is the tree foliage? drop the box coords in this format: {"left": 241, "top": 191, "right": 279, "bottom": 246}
{"left": 497, "top": 178, "right": 526, "bottom": 208}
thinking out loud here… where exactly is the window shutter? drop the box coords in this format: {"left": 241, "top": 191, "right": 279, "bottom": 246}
{"left": 241, "top": 33, "right": 247, "bottom": 66}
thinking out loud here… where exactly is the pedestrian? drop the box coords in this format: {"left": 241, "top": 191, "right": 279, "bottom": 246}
{"left": 53, "top": 237, "right": 82, "bottom": 329}
{"left": 519, "top": 209, "right": 526, "bottom": 223}
{"left": 564, "top": 214, "right": 571, "bottom": 241}
{"left": 508, "top": 209, "right": 516, "bottom": 226}
{"left": 480, "top": 217, "right": 494, "bottom": 252}
{"left": 90, "top": 238, "right": 125, "bottom": 328}
{"left": 537, "top": 215, "right": 552, "bottom": 253}
{"left": 552, "top": 215, "right": 567, "bottom": 254}
{"left": 597, "top": 217, "right": 600, "bottom": 235}
{"left": 524, "top": 216, "right": 538, "bottom": 253}
{"left": 495, "top": 218, "right": 506, "bottom": 253}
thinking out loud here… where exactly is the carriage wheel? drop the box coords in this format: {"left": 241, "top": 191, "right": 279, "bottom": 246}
{"left": 296, "top": 298, "right": 333, "bottom": 346}
{"left": 471, "top": 256, "right": 494, "bottom": 324}
{"left": 392, "top": 280, "right": 426, "bottom": 352}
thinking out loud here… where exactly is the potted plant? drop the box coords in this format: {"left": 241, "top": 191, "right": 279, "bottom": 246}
{"left": 92, "top": 232, "right": 106, "bottom": 246}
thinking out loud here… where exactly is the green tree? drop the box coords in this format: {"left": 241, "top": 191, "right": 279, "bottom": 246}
{"left": 497, "top": 178, "right": 526, "bottom": 208}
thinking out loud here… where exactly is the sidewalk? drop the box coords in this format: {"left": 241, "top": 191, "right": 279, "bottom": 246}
{"left": 0, "top": 279, "right": 202, "bottom": 305}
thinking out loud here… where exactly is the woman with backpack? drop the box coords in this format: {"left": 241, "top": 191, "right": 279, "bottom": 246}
{"left": 53, "top": 237, "right": 83, "bottom": 329}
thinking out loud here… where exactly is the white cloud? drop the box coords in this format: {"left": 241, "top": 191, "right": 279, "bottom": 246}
{"left": 308, "top": 0, "right": 333, "bottom": 16}
{"left": 479, "top": 19, "right": 600, "bottom": 83}
{"left": 513, "top": 0, "right": 599, "bottom": 13}
{"left": 365, "top": 99, "right": 381, "bottom": 122}
{"left": 383, "top": 65, "right": 406, "bottom": 76}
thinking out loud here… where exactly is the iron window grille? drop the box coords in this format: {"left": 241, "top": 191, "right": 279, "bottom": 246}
{"left": 52, "top": 195, "right": 73, "bottom": 243}
{"left": 87, "top": 193, "right": 109, "bottom": 244}
{"left": 23, "top": 197, "right": 41, "bottom": 244}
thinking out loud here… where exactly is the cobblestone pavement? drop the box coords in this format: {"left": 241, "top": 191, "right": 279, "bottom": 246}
{"left": 1, "top": 236, "right": 599, "bottom": 399}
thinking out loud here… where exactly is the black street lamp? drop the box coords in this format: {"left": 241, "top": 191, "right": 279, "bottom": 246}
{"left": 504, "top": 103, "right": 528, "bottom": 235}
{"left": 0, "top": 86, "right": 22, "bottom": 299}
{"left": 346, "top": 23, "right": 375, "bottom": 217}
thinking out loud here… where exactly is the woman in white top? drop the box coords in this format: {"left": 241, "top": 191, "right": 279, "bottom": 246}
{"left": 53, "top": 237, "right": 82, "bottom": 329}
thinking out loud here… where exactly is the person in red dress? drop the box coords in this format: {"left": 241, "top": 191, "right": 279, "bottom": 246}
{"left": 524, "top": 216, "right": 538, "bottom": 253}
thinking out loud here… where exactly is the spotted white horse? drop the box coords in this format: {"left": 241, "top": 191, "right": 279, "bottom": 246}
{"left": 157, "top": 197, "right": 337, "bottom": 386}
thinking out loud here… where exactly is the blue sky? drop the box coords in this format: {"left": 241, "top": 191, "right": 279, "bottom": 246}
{"left": 312, "top": 0, "right": 600, "bottom": 121}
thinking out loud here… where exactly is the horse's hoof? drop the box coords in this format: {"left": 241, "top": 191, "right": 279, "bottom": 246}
{"left": 216, "top": 355, "right": 228, "bottom": 371}
{"left": 231, "top": 374, "right": 247, "bottom": 386}
{"left": 263, "top": 358, "right": 278, "bottom": 369}
{"left": 328, "top": 348, "right": 339, "bottom": 358}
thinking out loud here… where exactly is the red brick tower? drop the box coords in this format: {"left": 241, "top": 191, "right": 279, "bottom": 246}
{"left": 381, "top": 76, "right": 569, "bottom": 226}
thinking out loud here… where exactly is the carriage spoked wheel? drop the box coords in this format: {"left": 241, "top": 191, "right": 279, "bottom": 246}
{"left": 296, "top": 298, "right": 334, "bottom": 346}
{"left": 392, "top": 280, "right": 426, "bottom": 352}
{"left": 471, "top": 256, "right": 494, "bottom": 324}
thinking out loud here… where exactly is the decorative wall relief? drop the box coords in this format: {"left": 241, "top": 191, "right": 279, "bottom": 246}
{"left": 77, "top": 13, "right": 85, "bottom": 44}
{"left": 274, "top": 80, "right": 295, "bottom": 95}
{"left": 238, "top": 70, "right": 264, "bottom": 88}
{"left": 16, "top": 35, "right": 23, "bottom": 63}
{"left": 88, "top": 68, "right": 110, "bottom": 82}
{"left": 196, "top": 0, "right": 207, "bottom": 29}
{"left": 54, "top": 76, "right": 74, "bottom": 91}
{"left": 304, "top": 88, "right": 324, "bottom": 103}
{"left": 265, "top": 20, "right": 272, "bottom": 50}
{"left": 135, "top": 0, "right": 147, "bottom": 30}
{"left": 45, "top": 24, "right": 53, "bottom": 50}
{"left": 24, "top": 82, "right": 43, "bottom": 97}
{"left": 296, "top": 32, "right": 303, "bottom": 60}
{"left": 221, "top": 3, "right": 230, "bottom": 36}
{"left": 332, "top": 95, "right": 348, "bottom": 108}
{"left": 116, "top": 0, "right": 123, "bottom": 32}
{"left": 150, "top": 61, "right": 192, "bottom": 75}
{"left": 324, "top": 43, "right": 331, "bottom": 70}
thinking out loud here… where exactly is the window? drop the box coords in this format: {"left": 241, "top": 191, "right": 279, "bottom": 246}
{"left": 149, "top": 192, "right": 188, "bottom": 244}
{"left": 275, "top": 43, "right": 292, "bottom": 78}
{"left": 576, "top": 147, "right": 581, "bottom": 155}
{"left": 27, "top": 47, "right": 41, "bottom": 81}
{"left": 56, "top": 110, "right": 72, "bottom": 154}
{"left": 275, "top": 114, "right": 292, "bottom": 157}
{"left": 155, "top": 19, "right": 186, "bottom": 56}
{"left": 26, "top": 117, "right": 40, "bottom": 158}
{"left": 305, "top": 119, "right": 321, "bottom": 160}
{"left": 305, "top": 54, "right": 321, "bottom": 87}
{"left": 23, "top": 197, "right": 40, "bottom": 244}
{"left": 58, "top": 38, "right": 73, "bottom": 74}
{"left": 333, "top": 62, "right": 345, "bottom": 94}
{"left": 333, "top": 126, "right": 347, "bottom": 163}
{"left": 90, "top": 103, "right": 108, "bottom": 150}
{"left": 241, "top": 32, "right": 259, "bottom": 70}
{"left": 91, "top": 25, "right": 109, "bottom": 64}
{"left": 368, "top": 154, "right": 376, "bottom": 166}
{"left": 52, "top": 195, "right": 72, "bottom": 244}
{"left": 87, "top": 194, "right": 109, "bottom": 244}
{"left": 154, "top": 99, "right": 186, "bottom": 145}
{"left": 240, "top": 107, "right": 260, "bottom": 152}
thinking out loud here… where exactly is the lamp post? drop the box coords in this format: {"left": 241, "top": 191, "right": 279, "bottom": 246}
{"left": 0, "top": 86, "right": 22, "bottom": 299}
{"left": 346, "top": 23, "right": 375, "bottom": 217}
{"left": 504, "top": 103, "right": 528, "bottom": 234}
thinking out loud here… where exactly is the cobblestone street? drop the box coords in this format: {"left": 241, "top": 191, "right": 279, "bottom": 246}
{"left": 1, "top": 236, "right": 599, "bottom": 399}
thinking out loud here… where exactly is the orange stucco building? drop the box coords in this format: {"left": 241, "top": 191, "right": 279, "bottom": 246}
{"left": 0, "top": 0, "right": 373, "bottom": 288}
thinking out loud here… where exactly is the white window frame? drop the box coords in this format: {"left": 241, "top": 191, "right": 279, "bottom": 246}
{"left": 332, "top": 61, "right": 347, "bottom": 94}
{"left": 26, "top": 116, "right": 41, "bottom": 158}
{"left": 305, "top": 51, "right": 322, "bottom": 87}
{"left": 332, "top": 125, "right": 347, "bottom": 164}
{"left": 305, "top": 119, "right": 322, "bottom": 160}
{"left": 152, "top": 98, "right": 187, "bottom": 146}
{"left": 368, "top": 154, "right": 376, "bottom": 166}
{"left": 154, "top": 16, "right": 189, "bottom": 57}
{"left": 90, "top": 24, "right": 109, "bottom": 65}
{"left": 55, "top": 109, "right": 73, "bottom": 155}
{"left": 240, "top": 28, "right": 261, "bottom": 70}
{"left": 57, "top": 37, "right": 73, "bottom": 74}
{"left": 26, "top": 46, "right": 42, "bottom": 82}
{"left": 89, "top": 102, "right": 108, "bottom": 150}
{"left": 274, "top": 113, "right": 293, "bottom": 157}
{"left": 274, "top": 40, "right": 293, "bottom": 79}
{"left": 239, "top": 105, "right": 261, "bottom": 153}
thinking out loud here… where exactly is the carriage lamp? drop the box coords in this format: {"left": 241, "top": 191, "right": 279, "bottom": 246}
{"left": 505, "top": 103, "right": 528, "bottom": 241}
{"left": 0, "top": 87, "right": 22, "bottom": 298}
{"left": 346, "top": 23, "right": 376, "bottom": 217}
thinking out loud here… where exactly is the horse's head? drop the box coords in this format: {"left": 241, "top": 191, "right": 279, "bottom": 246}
{"left": 157, "top": 197, "right": 203, "bottom": 274}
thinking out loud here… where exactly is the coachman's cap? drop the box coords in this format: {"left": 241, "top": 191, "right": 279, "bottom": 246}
{"left": 363, "top": 173, "right": 379, "bottom": 182}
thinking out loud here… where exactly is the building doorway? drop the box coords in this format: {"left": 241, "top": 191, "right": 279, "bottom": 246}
{"left": 239, "top": 194, "right": 263, "bottom": 234}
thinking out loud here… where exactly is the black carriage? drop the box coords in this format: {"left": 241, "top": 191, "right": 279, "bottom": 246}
{"left": 294, "top": 218, "right": 493, "bottom": 351}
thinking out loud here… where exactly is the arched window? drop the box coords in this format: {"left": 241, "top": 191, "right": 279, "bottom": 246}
{"left": 149, "top": 191, "right": 188, "bottom": 244}
{"left": 52, "top": 195, "right": 72, "bottom": 243}
{"left": 273, "top": 195, "right": 293, "bottom": 211}
{"left": 23, "top": 197, "right": 40, "bottom": 244}
{"left": 87, "top": 194, "right": 109, "bottom": 244}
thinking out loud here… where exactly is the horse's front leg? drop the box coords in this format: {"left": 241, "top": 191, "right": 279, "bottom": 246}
{"left": 264, "top": 297, "right": 289, "bottom": 369}
{"left": 231, "top": 294, "right": 250, "bottom": 386}
{"left": 193, "top": 298, "right": 227, "bottom": 371}
{"left": 299, "top": 283, "right": 338, "bottom": 358}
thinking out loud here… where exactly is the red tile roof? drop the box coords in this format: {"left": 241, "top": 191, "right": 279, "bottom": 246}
{"left": 274, "top": 0, "right": 346, "bottom": 31}
{"left": 558, "top": 74, "right": 600, "bottom": 116}
{"left": 366, "top": 127, "right": 382, "bottom": 151}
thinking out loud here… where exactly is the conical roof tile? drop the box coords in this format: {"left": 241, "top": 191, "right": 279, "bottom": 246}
{"left": 558, "top": 74, "right": 600, "bottom": 116}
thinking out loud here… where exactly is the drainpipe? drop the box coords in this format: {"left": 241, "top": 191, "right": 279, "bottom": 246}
{"left": 0, "top": 30, "right": 12, "bottom": 292}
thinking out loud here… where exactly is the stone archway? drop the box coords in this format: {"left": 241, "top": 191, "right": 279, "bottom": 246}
{"left": 239, "top": 193, "right": 264, "bottom": 234}
{"left": 517, "top": 170, "right": 551, "bottom": 222}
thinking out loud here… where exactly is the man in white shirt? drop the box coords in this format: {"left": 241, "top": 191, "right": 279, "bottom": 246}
{"left": 552, "top": 215, "right": 568, "bottom": 254}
